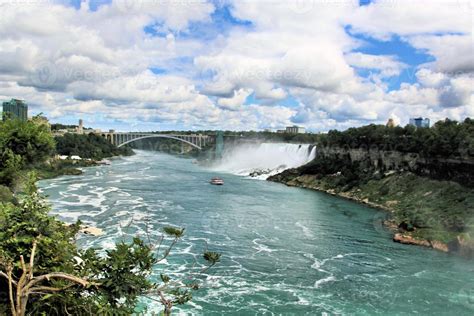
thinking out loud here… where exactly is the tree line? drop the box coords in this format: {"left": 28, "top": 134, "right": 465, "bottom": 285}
{"left": 318, "top": 118, "right": 474, "bottom": 158}
{"left": 55, "top": 133, "right": 134, "bottom": 160}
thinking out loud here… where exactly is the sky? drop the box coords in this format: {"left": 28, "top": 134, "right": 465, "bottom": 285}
{"left": 0, "top": 0, "right": 472, "bottom": 132}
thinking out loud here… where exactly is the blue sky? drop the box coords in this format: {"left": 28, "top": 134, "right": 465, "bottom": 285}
{"left": 1, "top": 0, "right": 472, "bottom": 131}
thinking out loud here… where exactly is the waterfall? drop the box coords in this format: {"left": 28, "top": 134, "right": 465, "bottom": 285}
{"left": 211, "top": 143, "right": 316, "bottom": 179}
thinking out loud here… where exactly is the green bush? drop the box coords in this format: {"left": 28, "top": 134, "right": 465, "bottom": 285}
{"left": 0, "top": 117, "right": 55, "bottom": 188}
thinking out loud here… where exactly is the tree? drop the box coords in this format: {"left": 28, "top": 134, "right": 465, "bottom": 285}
{"left": 0, "top": 117, "right": 55, "bottom": 189}
{"left": 0, "top": 238, "right": 100, "bottom": 316}
{"left": 55, "top": 133, "right": 133, "bottom": 160}
{"left": 0, "top": 174, "right": 220, "bottom": 315}
{"left": 0, "top": 117, "right": 55, "bottom": 167}
{"left": 0, "top": 149, "right": 22, "bottom": 188}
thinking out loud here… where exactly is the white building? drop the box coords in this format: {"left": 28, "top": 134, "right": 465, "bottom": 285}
{"left": 409, "top": 117, "right": 430, "bottom": 128}
{"left": 285, "top": 126, "right": 306, "bottom": 134}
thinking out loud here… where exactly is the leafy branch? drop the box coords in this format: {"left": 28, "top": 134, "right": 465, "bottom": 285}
{"left": 0, "top": 238, "right": 99, "bottom": 316}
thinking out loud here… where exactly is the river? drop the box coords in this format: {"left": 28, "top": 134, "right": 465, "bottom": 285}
{"left": 38, "top": 149, "right": 474, "bottom": 315}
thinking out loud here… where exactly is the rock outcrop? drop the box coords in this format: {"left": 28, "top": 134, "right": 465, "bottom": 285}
{"left": 312, "top": 146, "right": 474, "bottom": 187}
{"left": 393, "top": 233, "right": 449, "bottom": 252}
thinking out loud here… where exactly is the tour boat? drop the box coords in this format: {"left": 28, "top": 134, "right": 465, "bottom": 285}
{"left": 210, "top": 177, "right": 224, "bottom": 185}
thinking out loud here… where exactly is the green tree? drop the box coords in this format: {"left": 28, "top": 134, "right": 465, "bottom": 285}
{"left": 0, "top": 117, "right": 55, "bottom": 167}
{"left": 0, "top": 174, "right": 220, "bottom": 315}
{"left": 0, "top": 149, "right": 23, "bottom": 188}
{"left": 0, "top": 117, "right": 55, "bottom": 189}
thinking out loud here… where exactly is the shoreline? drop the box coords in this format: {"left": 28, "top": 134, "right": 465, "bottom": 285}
{"left": 268, "top": 173, "right": 472, "bottom": 257}
{"left": 37, "top": 157, "right": 120, "bottom": 236}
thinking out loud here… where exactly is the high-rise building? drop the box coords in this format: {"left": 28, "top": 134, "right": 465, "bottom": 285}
{"left": 2, "top": 99, "right": 28, "bottom": 121}
{"left": 409, "top": 117, "right": 430, "bottom": 128}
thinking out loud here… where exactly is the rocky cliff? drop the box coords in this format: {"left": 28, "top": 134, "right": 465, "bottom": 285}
{"left": 303, "top": 146, "right": 474, "bottom": 187}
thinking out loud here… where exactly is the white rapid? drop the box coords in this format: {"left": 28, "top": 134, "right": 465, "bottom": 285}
{"left": 211, "top": 143, "right": 316, "bottom": 179}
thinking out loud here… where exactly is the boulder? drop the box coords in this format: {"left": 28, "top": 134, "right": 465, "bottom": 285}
{"left": 80, "top": 226, "right": 104, "bottom": 236}
{"left": 393, "top": 233, "right": 431, "bottom": 247}
{"left": 249, "top": 169, "right": 272, "bottom": 177}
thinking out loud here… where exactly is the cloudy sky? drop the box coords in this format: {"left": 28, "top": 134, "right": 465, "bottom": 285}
{"left": 0, "top": 0, "right": 472, "bottom": 132}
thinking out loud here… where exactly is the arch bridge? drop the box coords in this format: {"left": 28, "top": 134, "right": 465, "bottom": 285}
{"left": 100, "top": 132, "right": 213, "bottom": 150}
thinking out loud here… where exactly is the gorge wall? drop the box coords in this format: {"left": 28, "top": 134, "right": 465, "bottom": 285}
{"left": 304, "top": 146, "right": 474, "bottom": 187}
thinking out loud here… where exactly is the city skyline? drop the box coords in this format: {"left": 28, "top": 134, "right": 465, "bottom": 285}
{"left": 0, "top": 0, "right": 472, "bottom": 132}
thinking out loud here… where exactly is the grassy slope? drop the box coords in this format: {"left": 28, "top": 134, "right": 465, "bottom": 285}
{"left": 347, "top": 173, "right": 474, "bottom": 242}
{"left": 271, "top": 170, "right": 474, "bottom": 249}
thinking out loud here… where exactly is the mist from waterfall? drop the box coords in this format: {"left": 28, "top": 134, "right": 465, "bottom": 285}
{"left": 211, "top": 143, "right": 316, "bottom": 179}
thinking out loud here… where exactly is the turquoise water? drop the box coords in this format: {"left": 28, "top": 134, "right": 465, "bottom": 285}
{"left": 39, "top": 151, "right": 474, "bottom": 315}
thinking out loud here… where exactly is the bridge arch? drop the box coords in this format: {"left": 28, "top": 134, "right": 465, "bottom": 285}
{"left": 116, "top": 135, "right": 202, "bottom": 150}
